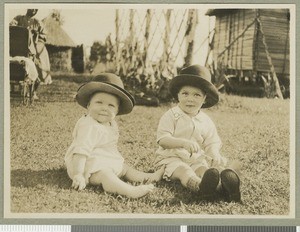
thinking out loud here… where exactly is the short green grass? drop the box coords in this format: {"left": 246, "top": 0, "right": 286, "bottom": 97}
{"left": 9, "top": 79, "right": 291, "bottom": 215}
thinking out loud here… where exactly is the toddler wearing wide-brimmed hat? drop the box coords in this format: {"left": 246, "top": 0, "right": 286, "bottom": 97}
{"left": 65, "top": 73, "right": 164, "bottom": 198}
{"left": 155, "top": 65, "right": 241, "bottom": 202}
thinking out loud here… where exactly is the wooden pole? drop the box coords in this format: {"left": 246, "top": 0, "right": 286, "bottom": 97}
{"left": 129, "top": 9, "right": 135, "bottom": 42}
{"left": 256, "top": 17, "right": 284, "bottom": 99}
{"left": 184, "top": 9, "right": 198, "bottom": 67}
{"left": 204, "top": 32, "right": 214, "bottom": 67}
{"left": 162, "top": 10, "right": 171, "bottom": 68}
{"left": 204, "top": 17, "right": 213, "bottom": 67}
{"left": 124, "top": 9, "right": 135, "bottom": 75}
{"left": 143, "top": 9, "right": 152, "bottom": 66}
{"left": 115, "top": 9, "right": 120, "bottom": 72}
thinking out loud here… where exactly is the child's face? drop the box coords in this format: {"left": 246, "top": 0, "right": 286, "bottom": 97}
{"left": 87, "top": 92, "right": 120, "bottom": 124}
{"left": 177, "top": 86, "right": 206, "bottom": 116}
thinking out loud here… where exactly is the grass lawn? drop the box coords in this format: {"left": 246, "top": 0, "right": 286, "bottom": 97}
{"left": 8, "top": 79, "right": 291, "bottom": 215}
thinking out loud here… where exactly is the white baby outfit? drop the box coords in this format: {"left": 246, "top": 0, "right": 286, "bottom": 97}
{"left": 65, "top": 114, "right": 125, "bottom": 182}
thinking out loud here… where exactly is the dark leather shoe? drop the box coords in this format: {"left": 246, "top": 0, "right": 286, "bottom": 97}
{"left": 199, "top": 168, "right": 220, "bottom": 200}
{"left": 220, "top": 169, "right": 241, "bottom": 202}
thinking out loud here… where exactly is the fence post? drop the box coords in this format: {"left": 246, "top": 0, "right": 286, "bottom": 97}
{"left": 184, "top": 9, "right": 198, "bottom": 67}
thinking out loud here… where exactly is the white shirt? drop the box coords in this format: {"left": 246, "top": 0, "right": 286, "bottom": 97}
{"left": 156, "top": 106, "right": 222, "bottom": 157}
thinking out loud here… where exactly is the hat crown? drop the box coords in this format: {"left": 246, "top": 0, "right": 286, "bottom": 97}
{"left": 169, "top": 64, "right": 218, "bottom": 108}
{"left": 76, "top": 73, "right": 134, "bottom": 115}
{"left": 93, "top": 73, "right": 124, "bottom": 89}
{"left": 180, "top": 65, "right": 211, "bottom": 82}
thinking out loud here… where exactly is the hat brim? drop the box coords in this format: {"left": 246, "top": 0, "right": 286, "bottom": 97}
{"left": 76, "top": 82, "right": 134, "bottom": 115}
{"left": 169, "top": 74, "right": 219, "bottom": 108}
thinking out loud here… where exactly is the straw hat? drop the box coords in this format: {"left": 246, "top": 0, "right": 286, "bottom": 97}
{"left": 169, "top": 65, "right": 219, "bottom": 108}
{"left": 76, "top": 73, "right": 135, "bottom": 115}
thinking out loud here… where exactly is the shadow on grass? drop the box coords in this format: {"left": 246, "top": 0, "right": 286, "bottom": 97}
{"left": 11, "top": 168, "right": 228, "bottom": 204}
{"left": 11, "top": 168, "right": 71, "bottom": 189}
{"left": 158, "top": 181, "right": 228, "bottom": 205}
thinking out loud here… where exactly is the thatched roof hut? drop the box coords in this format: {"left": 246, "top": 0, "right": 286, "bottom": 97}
{"left": 206, "top": 9, "right": 290, "bottom": 79}
{"left": 42, "top": 11, "right": 76, "bottom": 72}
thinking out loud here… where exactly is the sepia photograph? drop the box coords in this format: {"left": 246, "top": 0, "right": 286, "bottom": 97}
{"left": 4, "top": 3, "right": 295, "bottom": 219}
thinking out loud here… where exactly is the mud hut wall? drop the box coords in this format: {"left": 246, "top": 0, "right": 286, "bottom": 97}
{"left": 256, "top": 9, "right": 290, "bottom": 76}
{"left": 213, "top": 9, "right": 256, "bottom": 73}
{"left": 46, "top": 45, "right": 73, "bottom": 72}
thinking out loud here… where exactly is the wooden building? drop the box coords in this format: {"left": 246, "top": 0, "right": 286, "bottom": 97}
{"left": 206, "top": 9, "right": 290, "bottom": 97}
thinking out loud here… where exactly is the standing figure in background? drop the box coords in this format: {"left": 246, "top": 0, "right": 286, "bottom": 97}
{"left": 10, "top": 9, "right": 52, "bottom": 99}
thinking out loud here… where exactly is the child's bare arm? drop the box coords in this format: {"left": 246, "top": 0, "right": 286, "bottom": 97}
{"left": 71, "top": 153, "right": 87, "bottom": 190}
{"left": 158, "top": 136, "right": 200, "bottom": 153}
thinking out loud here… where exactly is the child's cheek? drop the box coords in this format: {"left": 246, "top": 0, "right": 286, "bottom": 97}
{"left": 110, "top": 110, "right": 117, "bottom": 119}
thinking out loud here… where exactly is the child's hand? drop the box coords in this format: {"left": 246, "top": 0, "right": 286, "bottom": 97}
{"left": 211, "top": 154, "right": 227, "bottom": 167}
{"left": 182, "top": 140, "right": 200, "bottom": 154}
{"left": 72, "top": 174, "right": 86, "bottom": 190}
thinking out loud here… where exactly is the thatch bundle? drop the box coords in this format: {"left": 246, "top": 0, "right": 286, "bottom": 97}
{"left": 42, "top": 10, "right": 76, "bottom": 72}
{"left": 42, "top": 10, "right": 75, "bottom": 47}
